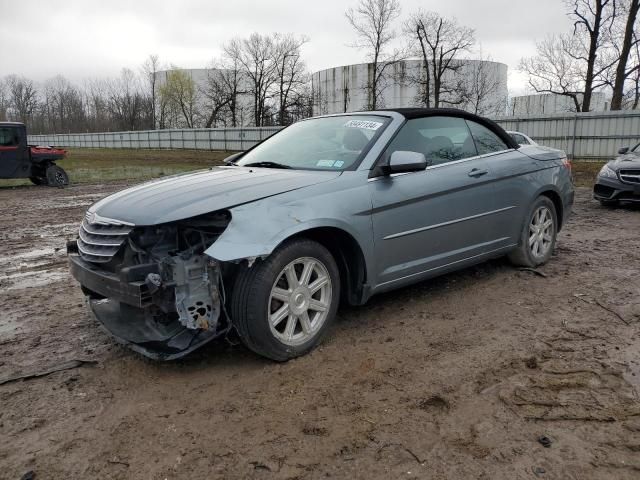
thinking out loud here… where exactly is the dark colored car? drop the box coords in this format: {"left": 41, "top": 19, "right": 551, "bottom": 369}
{"left": 68, "top": 108, "right": 574, "bottom": 362}
{"left": 0, "top": 122, "right": 69, "bottom": 186}
{"left": 593, "top": 144, "right": 640, "bottom": 206}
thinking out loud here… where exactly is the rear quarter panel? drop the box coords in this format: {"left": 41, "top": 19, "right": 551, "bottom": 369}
{"left": 486, "top": 148, "right": 573, "bottom": 239}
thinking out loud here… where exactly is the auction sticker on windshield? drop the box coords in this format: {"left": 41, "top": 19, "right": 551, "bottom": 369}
{"left": 344, "top": 120, "right": 383, "bottom": 130}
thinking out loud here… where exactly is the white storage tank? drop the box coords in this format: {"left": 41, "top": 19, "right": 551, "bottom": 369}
{"left": 312, "top": 59, "right": 509, "bottom": 116}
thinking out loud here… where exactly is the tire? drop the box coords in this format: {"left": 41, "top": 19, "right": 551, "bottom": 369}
{"left": 598, "top": 199, "right": 619, "bottom": 207}
{"left": 29, "top": 176, "right": 46, "bottom": 185}
{"left": 230, "top": 238, "right": 340, "bottom": 361}
{"left": 45, "top": 165, "right": 69, "bottom": 187}
{"left": 508, "top": 196, "right": 558, "bottom": 268}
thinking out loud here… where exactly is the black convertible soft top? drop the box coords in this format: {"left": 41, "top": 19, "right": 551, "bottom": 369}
{"left": 380, "top": 107, "right": 519, "bottom": 150}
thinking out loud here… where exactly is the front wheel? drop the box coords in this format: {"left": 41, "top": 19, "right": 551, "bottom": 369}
{"left": 46, "top": 165, "right": 69, "bottom": 187}
{"left": 508, "top": 196, "right": 558, "bottom": 268}
{"left": 230, "top": 239, "right": 340, "bottom": 361}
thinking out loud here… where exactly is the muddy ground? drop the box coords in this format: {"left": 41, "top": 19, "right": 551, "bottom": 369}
{"left": 0, "top": 183, "right": 639, "bottom": 480}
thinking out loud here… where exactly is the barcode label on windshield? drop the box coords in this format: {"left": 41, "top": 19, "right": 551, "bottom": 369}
{"left": 344, "top": 120, "right": 383, "bottom": 130}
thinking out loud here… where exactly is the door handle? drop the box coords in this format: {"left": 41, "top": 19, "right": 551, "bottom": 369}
{"left": 468, "top": 168, "right": 488, "bottom": 178}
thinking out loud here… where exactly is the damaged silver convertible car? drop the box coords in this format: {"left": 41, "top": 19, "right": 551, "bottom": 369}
{"left": 68, "top": 109, "right": 574, "bottom": 361}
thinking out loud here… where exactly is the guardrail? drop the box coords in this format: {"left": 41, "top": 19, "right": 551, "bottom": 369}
{"left": 28, "top": 110, "right": 640, "bottom": 162}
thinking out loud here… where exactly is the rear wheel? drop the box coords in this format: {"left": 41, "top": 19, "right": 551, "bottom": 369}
{"left": 508, "top": 196, "right": 557, "bottom": 268}
{"left": 230, "top": 239, "right": 340, "bottom": 361}
{"left": 46, "top": 164, "right": 69, "bottom": 187}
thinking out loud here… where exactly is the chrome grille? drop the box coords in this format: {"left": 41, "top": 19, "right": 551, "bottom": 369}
{"left": 619, "top": 169, "right": 640, "bottom": 184}
{"left": 77, "top": 212, "right": 133, "bottom": 263}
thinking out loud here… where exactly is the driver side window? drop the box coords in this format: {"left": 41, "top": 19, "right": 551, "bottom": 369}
{"left": 0, "top": 127, "right": 18, "bottom": 147}
{"left": 384, "top": 116, "right": 478, "bottom": 167}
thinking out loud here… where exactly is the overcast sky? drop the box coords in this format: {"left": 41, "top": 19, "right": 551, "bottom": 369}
{"left": 2, "top": 0, "right": 573, "bottom": 95}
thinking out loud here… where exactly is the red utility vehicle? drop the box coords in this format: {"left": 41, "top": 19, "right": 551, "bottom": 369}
{"left": 0, "top": 122, "right": 69, "bottom": 186}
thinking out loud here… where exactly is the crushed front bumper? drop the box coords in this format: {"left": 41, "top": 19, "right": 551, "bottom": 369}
{"left": 68, "top": 250, "right": 223, "bottom": 360}
{"left": 593, "top": 176, "right": 640, "bottom": 203}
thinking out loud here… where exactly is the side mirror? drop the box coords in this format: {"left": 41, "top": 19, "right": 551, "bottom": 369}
{"left": 388, "top": 151, "right": 427, "bottom": 174}
{"left": 618, "top": 147, "right": 630, "bottom": 155}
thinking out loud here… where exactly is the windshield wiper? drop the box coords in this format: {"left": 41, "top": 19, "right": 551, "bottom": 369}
{"left": 243, "top": 161, "right": 292, "bottom": 169}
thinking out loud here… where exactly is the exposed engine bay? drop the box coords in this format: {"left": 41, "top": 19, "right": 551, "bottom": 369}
{"left": 68, "top": 211, "right": 232, "bottom": 359}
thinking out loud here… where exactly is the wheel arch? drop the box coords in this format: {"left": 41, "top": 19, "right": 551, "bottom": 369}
{"left": 538, "top": 189, "right": 564, "bottom": 230}
{"left": 278, "top": 227, "right": 368, "bottom": 307}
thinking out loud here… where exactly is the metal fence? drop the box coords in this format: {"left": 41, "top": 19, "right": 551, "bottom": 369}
{"left": 28, "top": 111, "right": 640, "bottom": 162}
{"left": 28, "top": 127, "right": 284, "bottom": 152}
{"left": 493, "top": 110, "right": 640, "bottom": 162}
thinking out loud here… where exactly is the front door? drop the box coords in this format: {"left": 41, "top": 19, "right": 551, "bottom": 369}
{"left": 368, "top": 116, "right": 514, "bottom": 289}
{"left": 0, "top": 126, "right": 26, "bottom": 178}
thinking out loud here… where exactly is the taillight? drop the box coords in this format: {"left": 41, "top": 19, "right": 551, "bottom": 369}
{"left": 562, "top": 157, "right": 572, "bottom": 174}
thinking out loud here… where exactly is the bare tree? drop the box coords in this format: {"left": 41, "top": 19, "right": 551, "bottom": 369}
{"left": 521, "top": 34, "right": 592, "bottom": 111}
{"left": 84, "top": 79, "right": 111, "bottom": 131}
{"left": 287, "top": 84, "right": 314, "bottom": 122}
{"left": 625, "top": 33, "right": 640, "bottom": 107}
{"left": 6, "top": 75, "right": 38, "bottom": 123}
{"left": 218, "top": 40, "right": 250, "bottom": 127}
{"left": 232, "top": 34, "right": 278, "bottom": 126}
{"left": 141, "top": 54, "right": 161, "bottom": 127}
{"left": 610, "top": 0, "right": 640, "bottom": 109}
{"left": 346, "top": 0, "right": 402, "bottom": 109}
{"left": 464, "top": 55, "right": 506, "bottom": 115}
{"left": 273, "top": 34, "right": 309, "bottom": 125}
{"left": 107, "top": 68, "right": 150, "bottom": 131}
{"left": 201, "top": 67, "right": 233, "bottom": 127}
{"left": 403, "top": 10, "right": 475, "bottom": 108}
{"left": 568, "top": 0, "right": 617, "bottom": 111}
{"left": 0, "top": 78, "right": 9, "bottom": 121}
{"left": 41, "top": 75, "right": 86, "bottom": 133}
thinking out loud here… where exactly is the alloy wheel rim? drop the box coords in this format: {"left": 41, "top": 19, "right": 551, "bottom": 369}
{"left": 268, "top": 257, "right": 332, "bottom": 346}
{"left": 529, "top": 206, "right": 553, "bottom": 258}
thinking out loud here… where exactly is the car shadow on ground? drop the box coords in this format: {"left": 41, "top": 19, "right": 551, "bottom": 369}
{"left": 133, "top": 256, "right": 516, "bottom": 372}
{"left": 597, "top": 202, "right": 640, "bottom": 212}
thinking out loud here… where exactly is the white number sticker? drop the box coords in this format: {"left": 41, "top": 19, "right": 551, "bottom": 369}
{"left": 343, "top": 120, "right": 383, "bottom": 131}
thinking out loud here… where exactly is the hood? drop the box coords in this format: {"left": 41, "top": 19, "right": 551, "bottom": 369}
{"left": 609, "top": 151, "right": 640, "bottom": 171}
{"left": 89, "top": 167, "right": 341, "bottom": 225}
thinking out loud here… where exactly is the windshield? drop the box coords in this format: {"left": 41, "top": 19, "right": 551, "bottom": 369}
{"left": 236, "top": 115, "right": 389, "bottom": 171}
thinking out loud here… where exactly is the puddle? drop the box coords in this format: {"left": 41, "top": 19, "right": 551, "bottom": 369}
{"left": 0, "top": 269, "right": 68, "bottom": 291}
{"left": 57, "top": 194, "right": 103, "bottom": 201}
{"left": 0, "top": 246, "right": 68, "bottom": 291}
{"left": 32, "top": 199, "right": 93, "bottom": 210}
{"left": 2, "top": 222, "right": 78, "bottom": 241}
{"left": 0, "top": 247, "right": 58, "bottom": 265}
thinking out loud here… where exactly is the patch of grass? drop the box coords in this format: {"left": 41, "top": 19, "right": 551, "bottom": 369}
{"left": 572, "top": 160, "right": 605, "bottom": 188}
{"left": 0, "top": 148, "right": 605, "bottom": 189}
{"left": 0, "top": 148, "right": 232, "bottom": 186}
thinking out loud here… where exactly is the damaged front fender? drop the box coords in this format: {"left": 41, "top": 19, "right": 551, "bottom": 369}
{"left": 204, "top": 179, "right": 375, "bottom": 268}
